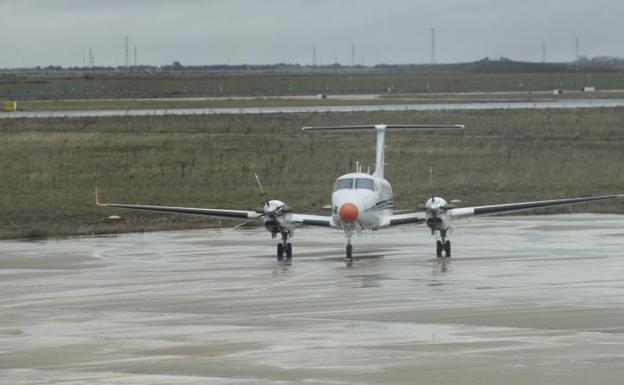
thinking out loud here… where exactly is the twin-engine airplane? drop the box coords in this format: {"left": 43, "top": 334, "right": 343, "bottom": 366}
{"left": 95, "top": 124, "right": 622, "bottom": 261}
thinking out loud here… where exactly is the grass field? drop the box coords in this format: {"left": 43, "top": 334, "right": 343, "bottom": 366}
{"left": 1, "top": 107, "right": 624, "bottom": 239}
{"left": 2, "top": 71, "right": 623, "bottom": 100}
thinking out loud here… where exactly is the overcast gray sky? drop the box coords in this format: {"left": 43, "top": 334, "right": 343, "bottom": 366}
{"left": 0, "top": 0, "right": 620, "bottom": 68}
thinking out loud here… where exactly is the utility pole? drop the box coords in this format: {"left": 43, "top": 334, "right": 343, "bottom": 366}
{"left": 430, "top": 28, "right": 436, "bottom": 64}
{"left": 134, "top": 46, "right": 137, "bottom": 67}
{"left": 89, "top": 47, "right": 94, "bottom": 69}
{"left": 313, "top": 45, "right": 316, "bottom": 66}
{"left": 351, "top": 43, "right": 355, "bottom": 67}
{"left": 124, "top": 36, "right": 129, "bottom": 67}
{"left": 542, "top": 42, "right": 546, "bottom": 63}
{"left": 575, "top": 37, "right": 580, "bottom": 61}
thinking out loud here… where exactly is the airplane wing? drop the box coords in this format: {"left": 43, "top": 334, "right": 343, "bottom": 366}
{"left": 95, "top": 187, "right": 333, "bottom": 226}
{"left": 291, "top": 213, "right": 333, "bottom": 227}
{"left": 449, "top": 194, "right": 622, "bottom": 220}
{"left": 386, "top": 211, "right": 426, "bottom": 226}
{"left": 94, "top": 187, "right": 261, "bottom": 220}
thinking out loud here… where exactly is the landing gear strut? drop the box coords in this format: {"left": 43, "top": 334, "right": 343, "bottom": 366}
{"left": 345, "top": 228, "right": 354, "bottom": 263}
{"left": 436, "top": 230, "right": 451, "bottom": 258}
{"left": 276, "top": 231, "right": 292, "bottom": 261}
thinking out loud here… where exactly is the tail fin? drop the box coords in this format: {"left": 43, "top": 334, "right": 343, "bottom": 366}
{"left": 429, "top": 166, "right": 434, "bottom": 201}
{"left": 302, "top": 124, "right": 464, "bottom": 179}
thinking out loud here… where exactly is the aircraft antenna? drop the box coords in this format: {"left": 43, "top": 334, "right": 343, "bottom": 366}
{"left": 254, "top": 173, "right": 269, "bottom": 204}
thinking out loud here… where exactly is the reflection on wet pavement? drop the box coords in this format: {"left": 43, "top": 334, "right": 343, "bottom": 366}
{"left": 1, "top": 214, "right": 624, "bottom": 384}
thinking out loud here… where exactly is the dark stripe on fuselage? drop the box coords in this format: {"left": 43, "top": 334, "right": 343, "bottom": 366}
{"left": 365, "top": 199, "right": 394, "bottom": 212}
{"left": 367, "top": 205, "right": 395, "bottom": 213}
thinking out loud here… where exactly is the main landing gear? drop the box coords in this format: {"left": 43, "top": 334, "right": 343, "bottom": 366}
{"left": 436, "top": 230, "right": 451, "bottom": 258}
{"left": 276, "top": 231, "right": 292, "bottom": 261}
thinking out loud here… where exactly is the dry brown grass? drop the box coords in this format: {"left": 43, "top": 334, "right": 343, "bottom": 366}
{"left": 1, "top": 107, "right": 624, "bottom": 239}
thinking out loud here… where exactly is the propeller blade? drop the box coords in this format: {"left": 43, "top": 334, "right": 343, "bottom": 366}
{"left": 254, "top": 173, "right": 269, "bottom": 204}
{"left": 233, "top": 216, "right": 263, "bottom": 230}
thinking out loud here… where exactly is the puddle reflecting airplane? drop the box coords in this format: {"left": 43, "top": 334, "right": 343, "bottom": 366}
{"left": 95, "top": 124, "right": 622, "bottom": 261}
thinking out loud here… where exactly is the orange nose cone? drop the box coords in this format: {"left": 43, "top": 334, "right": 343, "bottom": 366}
{"left": 339, "top": 203, "right": 359, "bottom": 222}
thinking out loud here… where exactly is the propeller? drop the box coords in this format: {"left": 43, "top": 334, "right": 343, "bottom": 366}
{"left": 232, "top": 174, "right": 291, "bottom": 231}
{"left": 253, "top": 173, "right": 291, "bottom": 218}
{"left": 416, "top": 167, "right": 461, "bottom": 214}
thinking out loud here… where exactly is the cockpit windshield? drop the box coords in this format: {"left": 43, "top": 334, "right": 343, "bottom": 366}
{"left": 355, "top": 178, "right": 375, "bottom": 191}
{"left": 334, "top": 178, "right": 353, "bottom": 191}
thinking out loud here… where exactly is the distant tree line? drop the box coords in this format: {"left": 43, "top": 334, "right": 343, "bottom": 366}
{"left": 2, "top": 57, "right": 624, "bottom": 74}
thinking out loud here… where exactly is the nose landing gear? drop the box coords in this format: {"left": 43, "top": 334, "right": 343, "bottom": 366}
{"left": 344, "top": 225, "right": 354, "bottom": 265}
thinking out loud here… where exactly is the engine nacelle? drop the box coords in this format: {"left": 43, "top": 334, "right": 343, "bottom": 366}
{"left": 424, "top": 196, "right": 452, "bottom": 232}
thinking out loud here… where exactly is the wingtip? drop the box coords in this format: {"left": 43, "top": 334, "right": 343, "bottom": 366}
{"left": 93, "top": 185, "right": 100, "bottom": 205}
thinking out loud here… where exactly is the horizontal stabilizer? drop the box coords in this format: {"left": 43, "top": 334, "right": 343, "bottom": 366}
{"left": 302, "top": 124, "right": 464, "bottom": 132}
{"left": 302, "top": 123, "right": 464, "bottom": 179}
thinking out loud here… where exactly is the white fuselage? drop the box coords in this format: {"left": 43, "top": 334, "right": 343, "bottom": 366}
{"left": 330, "top": 172, "right": 394, "bottom": 230}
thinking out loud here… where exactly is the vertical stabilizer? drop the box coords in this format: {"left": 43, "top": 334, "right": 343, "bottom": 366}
{"left": 301, "top": 124, "right": 464, "bottom": 180}
{"left": 373, "top": 125, "right": 386, "bottom": 179}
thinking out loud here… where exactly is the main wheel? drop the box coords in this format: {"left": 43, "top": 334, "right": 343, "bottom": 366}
{"left": 444, "top": 240, "right": 451, "bottom": 258}
{"left": 285, "top": 243, "right": 292, "bottom": 259}
{"left": 436, "top": 241, "right": 443, "bottom": 258}
{"left": 346, "top": 244, "right": 353, "bottom": 259}
{"left": 277, "top": 243, "right": 284, "bottom": 260}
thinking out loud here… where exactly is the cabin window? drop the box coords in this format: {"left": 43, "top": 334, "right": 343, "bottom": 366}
{"left": 334, "top": 178, "right": 353, "bottom": 190}
{"left": 355, "top": 178, "right": 375, "bottom": 191}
